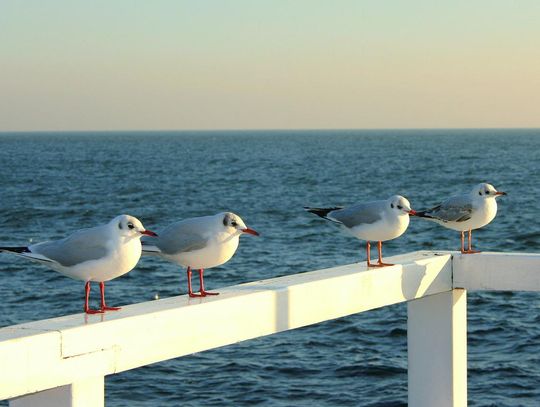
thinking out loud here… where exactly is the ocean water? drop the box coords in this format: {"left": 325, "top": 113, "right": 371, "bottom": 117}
{"left": 0, "top": 129, "right": 539, "bottom": 406}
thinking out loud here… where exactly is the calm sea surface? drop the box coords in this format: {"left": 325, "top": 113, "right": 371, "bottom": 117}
{"left": 0, "top": 129, "right": 539, "bottom": 406}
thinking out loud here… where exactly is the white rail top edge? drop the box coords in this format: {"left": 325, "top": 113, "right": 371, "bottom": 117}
{"left": 453, "top": 251, "right": 540, "bottom": 291}
{"left": 0, "top": 250, "right": 451, "bottom": 400}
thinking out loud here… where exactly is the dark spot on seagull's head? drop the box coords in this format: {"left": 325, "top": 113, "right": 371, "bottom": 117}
{"left": 388, "top": 195, "right": 414, "bottom": 215}
{"left": 473, "top": 183, "right": 500, "bottom": 199}
{"left": 221, "top": 212, "right": 257, "bottom": 235}
{"left": 113, "top": 214, "right": 155, "bottom": 238}
{"left": 223, "top": 212, "right": 239, "bottom": 228}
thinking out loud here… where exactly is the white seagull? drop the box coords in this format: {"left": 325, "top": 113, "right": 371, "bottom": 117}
{"left": 0, "top": 215, "right": 157, "bottom": 314}
{"left": 415, "top": 183, "right": 506, "bottom": 253}
{"left": 142, "top": 212, "right": 259, "bottom": 297}
{"left": 305, "top": 195, "right": 416, "bottom": 267}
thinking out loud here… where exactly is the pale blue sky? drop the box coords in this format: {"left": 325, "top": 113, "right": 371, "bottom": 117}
{"left": 1, "top": 1, "right": 539, "bottom": 131}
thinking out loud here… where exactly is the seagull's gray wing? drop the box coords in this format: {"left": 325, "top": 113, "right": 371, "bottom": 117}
{"left": 425, "top": 194, "right": 474, "bottom": 222}
{"left": 30, "top": 226, "right": 110, "bottom": 267}
{"left": 154, "top": 219, "right": 210, "bottom": 256}
{"left": 329, "top": 201, "right": 384, "bottom": 228}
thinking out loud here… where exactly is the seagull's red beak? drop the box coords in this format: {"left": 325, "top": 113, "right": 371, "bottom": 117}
{"left": 495, "top": 191, "right": 507, "bottom": 196}
{"left": 408, "top": 210, "right": 417, "bottom": 216}
{"left": 242, "top": 228, "right": 260, "bottom": 236}
{"left": 141, "top": 230, "right": 158, "bottom": 237}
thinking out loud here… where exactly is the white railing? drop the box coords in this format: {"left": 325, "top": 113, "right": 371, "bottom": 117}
{"left": 1, "top": 251, "right": 539, "bottom": 407}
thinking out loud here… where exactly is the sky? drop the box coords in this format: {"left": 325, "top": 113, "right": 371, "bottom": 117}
{"left": 1, "top": 1, "right": 539, "bottom": 132}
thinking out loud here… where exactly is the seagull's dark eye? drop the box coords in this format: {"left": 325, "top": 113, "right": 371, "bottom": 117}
{"left": 231, "top": 221, "right": 238, "bottom": 227}
{"left": 397, "top": 205, "right": 403, "bottom": 210}
{"left": 390, "top": 203, "right": 394, "bottom": 208}
{"left": 485, "top": 190, "right": 490, "bottom": 195}
{"left": 128, "top": 223, "right": 135, "bottom": 229}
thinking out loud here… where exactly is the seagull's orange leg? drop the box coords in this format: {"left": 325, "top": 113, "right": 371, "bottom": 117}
{"left": 467, "top": 229, "right": 481, "bottom": 253}
{"left": 187, "top": 266, "right": 204, "bottom": 297}
{"left": 368, "top": 241, "right": 393, "bottom": 267}
{"left": 461, "top": 229, "right": 480, "bottom": 254}
{"left": 198, "top": 269, "right": 219, "bottom": 296}
{"left": 187, "top": 267, "right": 219, "bottom": 297}
{"left": 366, "top": 241, "right": 373, "bottom": 267}
{"left": 99, "top": 282, "right": 121, "bottom": 312}
{"left": 376, "top": 241, "right": 394, "bottom": 266}
{"left": 84, "top": 281, "right": 104, "bottom": 314}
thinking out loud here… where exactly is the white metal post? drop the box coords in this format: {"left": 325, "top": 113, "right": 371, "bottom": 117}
{"left": 407, "top": 289, "right": 467, "bottom": 407}
{"left": 10, "top": 376, "right": 104, "bottom": 407}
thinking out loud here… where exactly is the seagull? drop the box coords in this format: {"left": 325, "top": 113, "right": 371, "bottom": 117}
{"left": 0, "top": 215, "right": 157, "bottom": 314}
{"left": 415, "top": 183, "right": 506, "bottom": 253}
{"left": 142, "top": 212, "right": 259, "bottom": 297}
{"left": 305, "top": 195, "right": 416, "bottom": 267}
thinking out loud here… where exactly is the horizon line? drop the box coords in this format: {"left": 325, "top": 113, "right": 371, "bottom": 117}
{"left": 1, "top": 126, "right": 539, "bottom": 135}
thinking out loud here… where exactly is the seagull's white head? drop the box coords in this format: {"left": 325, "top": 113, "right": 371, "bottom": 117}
{"left": 471, "top": 183, "right": 506, "bottom": 199}
{"left": 113, "top": 214, "right": 157, "bottom": 239}
{"left": 388, "top": 195, "right": 416, "bottom": 216}
{"left": 221, "top": 212, "right": 259, "bottom": 236}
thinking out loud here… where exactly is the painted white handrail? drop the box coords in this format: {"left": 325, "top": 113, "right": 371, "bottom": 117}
{"left": 1, "top": 251, "right": 539, "bottom": 406}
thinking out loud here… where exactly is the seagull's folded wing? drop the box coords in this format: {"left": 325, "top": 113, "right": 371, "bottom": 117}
{"left": 30, "top": 226, "right": 109, "bottom": 267}
{"left": 427, "top": 195, "right": 474, "bottom": 222}
{"left": 155, "top": 219, "right": 210, "bottom": 256}
{"left": 330, "top": 201, "right": 383, "bottom": 228}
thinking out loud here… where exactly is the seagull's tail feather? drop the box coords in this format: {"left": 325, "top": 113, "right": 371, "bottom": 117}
{"left": 141, "top": 242, "right": 162, "bottom": 256}
{"left": 304, "top": 206, "right": 343, "bottom": 223}
{"left": 0, "top": 247, "right": 55, "bottom": 263}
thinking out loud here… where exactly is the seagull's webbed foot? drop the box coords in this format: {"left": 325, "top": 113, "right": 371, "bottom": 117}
{"left": 377, "top": 261, "right": 395, "bottom": 267}
{"left": 461, "top": 249, "right": 481, "bottom": 254}
{"left": 85, "top": 308, "right": 105, "bottom": 315}
{"left": 367, "top": 262, "right": 394, "bottom": 268}
{"left": 101, "top": 306, "right": 121, "bottom": 311}
{"left": 189, "top": 290, "right": 220, "bottom": 297}
{"left": 200, "top": 290, "right": 219, "bottom": 296}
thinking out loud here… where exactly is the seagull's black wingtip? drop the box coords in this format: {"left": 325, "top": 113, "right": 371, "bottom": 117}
{"left": 0, "top": 246, "right": 31, "bottom": 254}
{"left": 304, "top": 207, "right": 341, "bottom": 219}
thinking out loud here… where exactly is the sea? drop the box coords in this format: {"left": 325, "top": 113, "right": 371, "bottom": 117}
{"left": 0, "top": 129, "right": 539, "bottom": 406}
